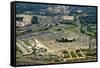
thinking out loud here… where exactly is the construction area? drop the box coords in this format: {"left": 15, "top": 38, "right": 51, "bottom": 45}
{"left": 15, "top": 4, "right": 97, "bottom": 65}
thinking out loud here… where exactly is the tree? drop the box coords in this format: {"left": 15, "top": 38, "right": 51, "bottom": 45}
{"left": 32, "top": 16, "right": 38, "bottom": 24}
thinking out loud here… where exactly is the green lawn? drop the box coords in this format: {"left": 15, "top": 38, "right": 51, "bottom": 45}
{"left": 70, "top": 51, "right": 77, "bottom": 58}
{"left": 23, "top": 40, "right": 32, "bottom": 46}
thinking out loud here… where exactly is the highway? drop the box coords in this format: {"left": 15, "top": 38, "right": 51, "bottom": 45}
{"left": 76, "top": 16, "right": 82, "bottom": 33}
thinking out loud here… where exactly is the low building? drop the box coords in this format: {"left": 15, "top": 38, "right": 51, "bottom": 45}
{"left": 16, "top": 21, "right": 25, "bottom": 27}
{"left": 23, "top": 15, "right": 32, "bottom": 24}
{"left": 16, "top": 21, "right": 31, "bottom": 27}
{"left": 63, "top": 16, "right": 74, "bottom": 21}
{"left": 16, "top": 15, "right": 32, "bottom": 27}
